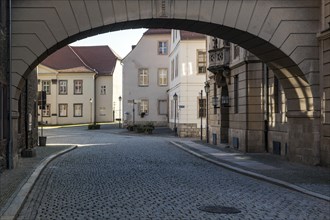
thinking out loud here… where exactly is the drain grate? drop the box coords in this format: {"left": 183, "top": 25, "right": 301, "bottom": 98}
{"left": 198, "top": 205, "right": 241, "bottom": 214}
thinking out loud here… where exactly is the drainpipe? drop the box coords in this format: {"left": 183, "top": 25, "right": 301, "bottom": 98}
{"left": 244, "top": 58, "right": 249, "bottom": 153}
{"left": 6, "top": 0, "right": 13, "bottom": 169}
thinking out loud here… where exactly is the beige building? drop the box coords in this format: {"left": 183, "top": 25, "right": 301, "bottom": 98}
{"left": 122, "top": 29, "right": 171, "bottom": 126}
{"left": 207, "top": 37, "right": 289, "bottom": 156}
{"left": 168, "top": 30, "right": 207, "bottom": 137}
{"left": 37, "top": 45, "right": 122, "bottom": 125}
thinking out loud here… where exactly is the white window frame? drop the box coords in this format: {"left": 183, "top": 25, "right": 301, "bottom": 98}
{"left": 43, "top": 104, "right": 51, "bottom": 117}
{"left": 138, "top": 68, "right": 149, "bottom": 86}
{"left": 139, "top": 99, "right": 149, "bottom": 115}
{"left": 197, "top": 50, "right": 207, "bottom": 74}
{"left": 101, "top": 85, "right": 106, "bottom": 95}
{"left": 175, "top": 54, "right": 179, "bottom": 77}
{"left": 59, "top": 80, "right": 67, "bottom": 95}
{"left": 42, "top": 80, "right": 51, "bottom": 95}
{"left": 59, "top": 104, "right": 68, "bottom": 117}
{"left": 158, "top": 68, "right": 168, "bottom": 86}
{"left": 158, "top": 99, "right": 168, "bottom": 115}
{"left": 74, "top": 80, "right": 83, "bottom": 95}
{"left": 158, "top": 41, "right": 168, "bottom": 55}
{"left": 73, "top": 103, "right": 83, "bottom": 117}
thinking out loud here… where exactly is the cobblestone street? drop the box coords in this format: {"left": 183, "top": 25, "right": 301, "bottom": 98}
{"left": 17, "top": 126, "right": 330, "bottom": 220}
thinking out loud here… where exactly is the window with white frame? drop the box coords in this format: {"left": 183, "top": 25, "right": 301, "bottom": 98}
{"left": 197, "top": 50, "right": 207, "bottom": 74}
{"left": 74, "top": 80, "right": 83, "bottom": 95}
{"left": 59, "top": 104, "right": 68, "bottom": 117}
{"left": 42, "top": 80, "right": 51, "bottom": 95}
{"left": 175, "top": 54, "right": 179, "bottom": 77}
{"left": 43, "top": 104, "right": 51, "bottom": 117}
{"left": 99, "top": 107, "right": 106, "bottom": 116}
{"left": 101, "top": 85, "right": 106, "bottom": 95}
{"left": 158, "top": 68, "right": 168, "bottom": 86}
{"left": 158, "top": 100, "right": 168, "bottom": 115}
{"left": 74, "top": 103, "right": 83, "bottom": 117}
{"left": 171, "top": 59, "right": 174, "bottom": 81}
{"left": 138, "top": 68, "right": 149, "bottom": 86}
{"left": 59, "top": 80, "right": 67, "bottom": 95}
{"left": 158, "top": 41, "right": 168, "bottom": 55}
{"left": 139, "top": 100, "right": 149, "bottom": 115}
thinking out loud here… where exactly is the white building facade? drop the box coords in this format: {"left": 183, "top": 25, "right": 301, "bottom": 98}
{"left": 122, "top": 29, "right": 171, "bottom": 126}
{"left": 37, "top": 45, "right": 122, "bottom": 125}
{"left": 168, "top": 30, "right": 207, "bottom": 137}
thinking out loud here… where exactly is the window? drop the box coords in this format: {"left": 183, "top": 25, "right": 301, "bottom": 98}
{"left": 171, "top": 59, "right": 174, "bottom": 80}
{"left": 139, "top": 100, "right": 149, "bottom": 115}
{"left": 99, "top": 107, "right": 106, "bottom": 116}
{"left": 101, "top": 85, "right": 106, "bottom": 95}
{"left": 198, "top": 98, "right": 206, "bottom": 118}
{"left": 175, "top": 55, "right": 179, "bottom": 77}
{"left": 214, "top": 83, "right": 217, "bottom": 114}
{"left": 42, "top": 80, "right": 51, "bottom": 94}
{"left": 274, "top": 76, "right": 282, "bottom": 113}
{"left": 158, "top": 41, "right": 168, "bottom": 55}
{"left": 233, "top": 45, "right": 240, "bottom": 59}
{"left": 158, "top": 68, "right": 168, "bottom": 86}
{"left": 74, "top": 80, "right": 83, "bottom": 95}
{"left": 138, "top": 68, "right": 149, "bottom": 86}
{"left": 158, "top": 100, "right": 168, "bottom": 115}
{"left": 234, "top": 75, "right": 239, "bottom": 113}
{"left": 43, "top": 104, "right": 51, "bottom": 117}
{"left": 74, "top": 104, "right": 83, "bottom": 117}
{"left": 197, "top": 50, "right": 207, "bottom": 74}
{"left": 59, "top": 80, "right": 67, "bottom": 95}
{"left": 59, "top": 104, "right": 68, "bottom": 117}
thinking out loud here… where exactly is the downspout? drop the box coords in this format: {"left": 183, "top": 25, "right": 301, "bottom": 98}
{"left": 7, "top": 0, "right": 13, "bottom": 169}
{"left": 244, "top": 58, "right": 249, "bottom": 153}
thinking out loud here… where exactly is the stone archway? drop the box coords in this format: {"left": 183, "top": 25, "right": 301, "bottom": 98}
{"left": 10, "top": 0, "right": 321, "bottom": 164}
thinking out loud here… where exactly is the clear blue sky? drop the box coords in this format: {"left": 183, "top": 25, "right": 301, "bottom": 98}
{"left": 70, "top": 28, "right": 147, "bottom": 58}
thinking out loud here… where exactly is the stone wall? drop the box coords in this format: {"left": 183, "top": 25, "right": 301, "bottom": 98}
{"left": 178, "top": 123, "right": 205, "bottom": 138}
{"left": 317, "top": 0, "right": 330, "bottom": 166}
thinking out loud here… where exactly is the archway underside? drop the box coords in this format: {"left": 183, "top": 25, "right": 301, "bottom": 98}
{"left": 11, "top": 0, "right": 320, "bottom": 116}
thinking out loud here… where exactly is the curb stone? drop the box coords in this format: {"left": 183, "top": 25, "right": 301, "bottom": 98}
{"left": 170, "top": 141, "right": 330, "bottom": 202}
{"left": 0, "top": 145, "right": 77, "bottom": 220}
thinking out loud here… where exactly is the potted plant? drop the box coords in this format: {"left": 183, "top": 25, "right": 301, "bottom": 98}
{"left": 144, "top": 122, "right": 155, "bottom": 134}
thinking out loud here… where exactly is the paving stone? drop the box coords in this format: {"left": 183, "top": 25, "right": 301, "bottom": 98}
{"left": 15, "top": 126, "right": 330, "bottom": 220}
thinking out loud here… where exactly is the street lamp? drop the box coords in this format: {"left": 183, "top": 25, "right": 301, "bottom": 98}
{"left": 173, "top": 93, "right": 178, "bottom": 136}
{"left": 118, "top": 96, "right": 122, "bottom": 128}
{"left": 89, "top": 98, "right": 93, "bottom": 124}
{"left": 204, "top": 82, "right": 210, "bottom": 143}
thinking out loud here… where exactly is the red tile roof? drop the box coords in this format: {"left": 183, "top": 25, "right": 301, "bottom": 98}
{"left": 143, "top": 29, "right": 171, "bottom": 35}
{"left": 180, "top": 30, "right": 206, "bottom": 40}
{"left": 41, "top": 45, "right": 120, "bottom": 75}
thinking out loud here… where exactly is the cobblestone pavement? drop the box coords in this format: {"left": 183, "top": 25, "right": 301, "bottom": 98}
{"left": 0, "top": 145, "right": 72, "bottom": 216}
{"left": 16, "top": 126, "right": 330, "bottom": 220}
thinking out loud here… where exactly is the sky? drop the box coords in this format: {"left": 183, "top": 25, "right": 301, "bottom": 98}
{"left": 70, "top": 28, "right": 148, "bottom": 58}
